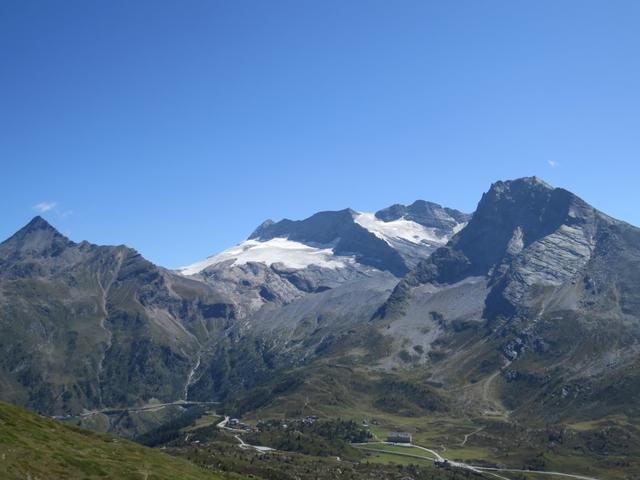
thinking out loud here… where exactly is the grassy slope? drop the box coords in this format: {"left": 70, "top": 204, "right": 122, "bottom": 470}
{"left": 0, "top": 402, "right": 233, "bottom": 480}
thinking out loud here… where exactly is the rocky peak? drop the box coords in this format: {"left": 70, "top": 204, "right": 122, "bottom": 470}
{"left": 229, "top": 199, "right": 471, "bottom": 278}
{"left": 381, "top": 177, "right": 612, "bottom": 321}
{"left": 0, "top": 216, "right": 74, "bottom": 260}
{"left": 24, "top": 215, "right": 53, "bottom": 231}
{"left": 245, "top": 208, "right": 407, "bottom": 275}
{"left": 248, "top": 209, "right": 356, "bottom": 244}
{"left": 248, "top": 219, "right": 274, "bottom": 239}
{"left": 374, "top": 200, "right": 470, "bottom": 231}
{"left": 451, "top": 177, "right": 598, "bottom": 273}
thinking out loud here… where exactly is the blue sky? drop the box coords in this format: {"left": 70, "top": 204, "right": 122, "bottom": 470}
{"left": 2, "top": 1, "right": 639, "bottom": 268}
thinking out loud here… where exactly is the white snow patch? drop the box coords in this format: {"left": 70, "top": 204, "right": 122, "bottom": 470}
{"left": 452, "top": 222, "right": 467, "bottom": 235}
{"left": 353, "top": 212, "right": 450, "bottom": 246}
{"left": 178, "top": 238, "right": 352, "bottom": 275}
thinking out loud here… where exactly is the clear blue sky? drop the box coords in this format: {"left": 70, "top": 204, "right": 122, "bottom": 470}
{"left": 2, "top": 1, "right": 639, "bottom": 268}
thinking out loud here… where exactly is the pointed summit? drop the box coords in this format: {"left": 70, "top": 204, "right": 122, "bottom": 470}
{"left": 449, "top": 176, "right": 596, "bottom": 272}
{"left": 491, "top": 176, "right": 553, "bottom": 192}
{"left": 374, "top": 199, "right": 470, "bottom": 229}
{"left": 248, "top": 218, "right": 275, "bottom": 239}
{"left": 12, "top": 215, "right": 64, "bottom": 238}
{"left": 0, "top": 216, "right": 73, "bottom": 259}
{"left": 22, "top": 215, "right": 57, "bottom": 232}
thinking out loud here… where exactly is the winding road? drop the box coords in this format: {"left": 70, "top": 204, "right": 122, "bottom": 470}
{"left": 215, "top": 416, "right": 602, "bottom": 480}
{"left": 352, "top": 441, "right": 602, "bottom": 480}
{"left": 77, "top": 400, "right": 218, "bottom": 418}
{"left": 216, "top": 416, "right": 274, "bottom": 451}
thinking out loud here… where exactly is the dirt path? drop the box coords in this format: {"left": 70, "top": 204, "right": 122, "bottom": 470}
{"left": 473, "top": 467, "right": 601, "bottom": 480}
{"left": 461, "top": 426, "right": 484, "bottom": 446}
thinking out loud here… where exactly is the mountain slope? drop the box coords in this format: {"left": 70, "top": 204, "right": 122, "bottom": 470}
{"left": 177, "top": 201, "right": 467, "bottom": 324}
{"left": 0, "top": 217, "right": 234, "bottom": 414}
{"left": 208, "top": 177, "right": 640, "bottom": 425}
{"left": 374, "top": 177, "right": 640, "bottom": 420}
{"left": 0, "top": 401, "right": 229, "bottom": 480}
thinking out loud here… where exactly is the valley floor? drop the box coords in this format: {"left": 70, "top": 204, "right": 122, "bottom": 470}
{"left": 78, "top": 398, "right": 637, "bottom": 480}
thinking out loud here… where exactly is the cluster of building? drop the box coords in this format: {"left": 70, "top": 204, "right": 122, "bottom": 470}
{"left": 301, "top": 415, "right": 318, "bottom": 425}
{"left": 228, "top": 418, "right": 256, "bottom": 432}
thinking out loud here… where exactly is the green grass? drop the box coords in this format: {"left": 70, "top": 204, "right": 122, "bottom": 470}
{"left": 441, "top": 446, "right": 493, "bottom": 462}
{"left": 366, "top": 443, "right": 423, "bottom": 453}
{"left": 0, "top": 402, "right": 237, "bottom": 480}
{"left": 356, "top": 442, "right": 435, "bottom": 457}
{"left": 354, "top": 442, "right": 495, "bottom": 469}
{"left": 568, "top": 414, "right": 630, "bottom": 432}
{"left": 361, "top": 450, "right": 434, "bottom": 467}
{"left": 183, "top": 411, "right": 221, "bottom": 432}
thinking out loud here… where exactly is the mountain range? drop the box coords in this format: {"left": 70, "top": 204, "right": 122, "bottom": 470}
{"left": 1, "top": 176, "right": 639, "bottom": 435}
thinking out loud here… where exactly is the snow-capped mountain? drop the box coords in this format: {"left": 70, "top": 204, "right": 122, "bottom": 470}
{"left": 179, "top": 201, "right": 469, "bottom": 277}
{"left": 4, "top": 177, "right": 640, "bottom": 439}
{"left": 178, "top": 238, "right": 355, "bottom": 276}
{"left": 353, "top": 203, "right": 468, "bottom": 268}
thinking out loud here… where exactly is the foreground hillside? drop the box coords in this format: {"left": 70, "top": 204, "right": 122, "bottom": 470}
{"left": 0, "top": 402, "right": 229, "bottom": 480}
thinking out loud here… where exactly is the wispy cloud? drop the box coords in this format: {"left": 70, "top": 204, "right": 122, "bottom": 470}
{"left": 32, "top": 201, "right": 58, "bottom": 213}
{"left": 547, "top": 160, "right": 557, "bottom": 168}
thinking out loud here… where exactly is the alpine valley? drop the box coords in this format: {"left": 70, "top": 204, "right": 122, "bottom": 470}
{"left": 2, "top": 177, "right": 640, "bottom": 480}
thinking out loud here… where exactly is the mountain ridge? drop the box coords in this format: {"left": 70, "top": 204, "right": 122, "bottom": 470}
{"left": 181, "top": 200, "right": 468, "bottom": 277}
{"left": 2, "top": 177, "right": 640, "bottom": 434}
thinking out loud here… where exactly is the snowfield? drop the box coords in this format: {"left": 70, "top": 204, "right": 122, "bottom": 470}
{"left": 179, "top": 210, "right": 466, "bottom": 276}
{"left": 354, "top": 212, "right": 452, "bottom": 246}
{"left": 178, "top": 237, "right": 353, "bottom": 275}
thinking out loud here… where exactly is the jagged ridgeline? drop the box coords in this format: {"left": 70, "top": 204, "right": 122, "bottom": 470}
{"left": 1, "top": 177, "right": 640, "bottom": 429}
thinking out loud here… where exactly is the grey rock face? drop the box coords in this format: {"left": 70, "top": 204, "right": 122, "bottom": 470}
{"left": 0, "top": 216, "right": 77, "bottom": 273}
{"left": 246, "top": 272, "right": 398, "bottom": 352}
{"left": 249, "top": 209, "right": 409, "bottom": 276}
{"left": 373, "top": 177, "right": 640, "bottom": 419}
{"left": 375, "top": 200, "right": 470, "bottom": 233}
{"left": 452, "top": 177, "right": 589, "bottom": 272}
{"left": 499, "top": 223, "right": 595, "bottom": 306}
{"left": 195, "top": 260, "right": 373, "bottom": 321}
{"left": 382, "top": 177, "right": 611, "bottom": 319}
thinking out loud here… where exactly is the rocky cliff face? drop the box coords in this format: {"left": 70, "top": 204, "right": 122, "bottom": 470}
{"left": 381, "top": 178, "right": 602, "bottom": 314}
{"left": 374, "top": 177, "right": 640, "bottom": 420}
